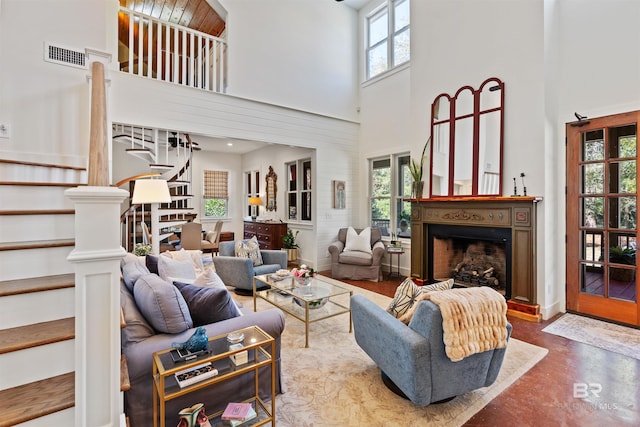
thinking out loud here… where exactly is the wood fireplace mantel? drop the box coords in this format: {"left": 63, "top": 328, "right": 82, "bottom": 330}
{"left": 411, "top": 196, "right": 542, "bottom": 312}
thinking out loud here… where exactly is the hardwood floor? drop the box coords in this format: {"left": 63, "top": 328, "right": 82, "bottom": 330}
{"left": 327, "top": 273, "right": 640, "bottom": 427}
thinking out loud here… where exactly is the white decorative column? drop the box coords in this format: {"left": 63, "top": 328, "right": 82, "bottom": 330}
{"left": 66, "top": 186, "right": 128, "bottom": 427}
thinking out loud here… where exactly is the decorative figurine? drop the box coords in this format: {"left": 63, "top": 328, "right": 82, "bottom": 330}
{"left": 520, "top": 172, "right": 527, "bottom": 196}
{"left": 172, "top": 326, "right": 208, "bottom": 353}
{"left": 177, "top": 403, "right": 211, "bottom": 427}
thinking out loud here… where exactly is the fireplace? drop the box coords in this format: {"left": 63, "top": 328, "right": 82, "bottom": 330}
{"left": 410, "top": 197, "right": 540, "bottom": 310}
{"left": 428, "top": 224, "right": 512, "bottom": 299}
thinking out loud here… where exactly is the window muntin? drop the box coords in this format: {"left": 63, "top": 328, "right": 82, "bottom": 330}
{"left": 366, "top": 0, "right": 411, "bottom": 80}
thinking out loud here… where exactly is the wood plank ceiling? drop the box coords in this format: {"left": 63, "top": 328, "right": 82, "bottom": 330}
{"left": 119, "top": 0, "right": 226, "bottom": 37}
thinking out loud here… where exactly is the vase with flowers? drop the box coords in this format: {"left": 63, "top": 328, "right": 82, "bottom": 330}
{"left": 291, "top": 264, "right": 317, "bottom": 286}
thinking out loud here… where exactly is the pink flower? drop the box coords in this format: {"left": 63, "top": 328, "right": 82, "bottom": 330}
{"left": 291, "top": 265, "right": 316, "bottom": 279}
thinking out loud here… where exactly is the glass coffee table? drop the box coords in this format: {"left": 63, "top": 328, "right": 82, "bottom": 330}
{"left": 253, "top": 274, "right": 352, "bottom": 348}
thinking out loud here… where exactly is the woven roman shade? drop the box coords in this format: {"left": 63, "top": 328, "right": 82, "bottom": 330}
{"left": 204, "top": 170, "right": 228, "bottom": 198}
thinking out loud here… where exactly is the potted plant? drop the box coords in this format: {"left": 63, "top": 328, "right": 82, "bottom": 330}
{"left": 408, "top": 136, "right": 431, "bottom": 198}
{"left": 282, "top": 229, "right": 299, "bottom": 263}
{"left": 609, "top": 245, "right": 636, "bottom": 282}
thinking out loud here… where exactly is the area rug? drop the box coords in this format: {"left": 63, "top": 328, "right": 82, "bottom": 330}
{"left": 542, "top": 313, "right": 640, "bottom": 361}
{"left": 235, "top": 277, "right": 548, "bottom": 427}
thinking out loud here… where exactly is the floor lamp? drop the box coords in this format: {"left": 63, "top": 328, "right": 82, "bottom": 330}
{"left": 132, "top": 179, "right": 171, "bottom": 254}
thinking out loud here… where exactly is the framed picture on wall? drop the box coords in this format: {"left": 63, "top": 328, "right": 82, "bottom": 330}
{"left": 333, "top": 180, "right": 346, "bottom": 209}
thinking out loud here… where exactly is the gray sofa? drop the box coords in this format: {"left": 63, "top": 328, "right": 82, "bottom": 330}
{"left": 212, "top": 241, "right": 288, "bottom": 294}
{"left": 351, "top": 294, "right": 512, "bottom": 406}
{"left": 328, "top": 227, "right": 385, "bottom": 281}
{"left": 120, "top": 267, "right": 285, "bottom": 426}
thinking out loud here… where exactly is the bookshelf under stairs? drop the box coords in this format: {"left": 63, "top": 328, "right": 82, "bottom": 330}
{"left": 0, "top": 159, "right": 130, "bottom": 426}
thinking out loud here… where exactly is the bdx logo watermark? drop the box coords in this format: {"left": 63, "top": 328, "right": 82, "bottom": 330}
{"left": 573, "top": 382, "right": 602, "bottom": 398}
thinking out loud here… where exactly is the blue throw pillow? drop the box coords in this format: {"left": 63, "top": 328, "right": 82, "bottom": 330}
{"left": 133, "top": 274, "right": 193, "bottom": 334}
{"left": 173, "top": 281, "right": 242, "bottom": 327}
{"left": 146, "top": 254, "right": 159, "bottom": 275}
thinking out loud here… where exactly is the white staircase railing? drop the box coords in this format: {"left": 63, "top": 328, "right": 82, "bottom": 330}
{"left": 118, "top": 6, "right": 227, "bottom": 94}
{"left": 114, "top": 124, "right": 196, "bottom": 252}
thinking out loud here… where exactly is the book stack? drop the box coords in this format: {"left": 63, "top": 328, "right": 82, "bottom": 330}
{"left": 221, "top": 402, "right": 257, "bottom": 426}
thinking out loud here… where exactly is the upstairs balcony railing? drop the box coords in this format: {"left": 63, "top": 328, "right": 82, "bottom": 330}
{"left": 118, "top": 6, "right": 227, "bottom": 93}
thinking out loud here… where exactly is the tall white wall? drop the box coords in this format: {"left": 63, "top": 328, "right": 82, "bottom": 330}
{"left": 220, "top": 0, "right": 360, "bottom": 121}
{"left": 358, "top": 0, "right": 640, "bottom": 318}
{"left": 0, "top": 0, "right": 116, "bottom": 166}
{"left": 544, "top": 0, "right": 640, "bottom": 317}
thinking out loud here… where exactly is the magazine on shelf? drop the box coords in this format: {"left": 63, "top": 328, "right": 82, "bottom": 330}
{"left": 174, "top": 362, "right": 218, "bottom": 388}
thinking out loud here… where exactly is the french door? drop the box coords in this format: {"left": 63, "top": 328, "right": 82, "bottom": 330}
{"left": 566, "top": 110, "right": 640, "bottom": 326}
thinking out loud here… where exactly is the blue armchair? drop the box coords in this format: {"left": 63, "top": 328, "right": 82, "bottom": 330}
{"left": 351, "top": 294, "right": 512, "bottom": 406}
{"left": 212, "top": 241, "right": 287, "bottom": 294}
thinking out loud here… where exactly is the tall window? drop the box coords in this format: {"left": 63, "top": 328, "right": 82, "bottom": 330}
{"left": 245, "top": 170, "right": 260, "bottom": 218}
{"left": 203, "top": 170, "right": 228, "bottom": 218}
{"left": 370, "top": 154, "right": 411, "bottom": 238}
{"left": 366, "top": 0, "right": 410, "bottom": 80}
{"left": 286, "top": 159, "right": 312, "bottom": 222}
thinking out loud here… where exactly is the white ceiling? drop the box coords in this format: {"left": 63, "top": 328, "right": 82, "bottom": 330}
{"left": 341, "top": 0, "right": 369, "bottom": 10}
{"left": 190, "top": 134, "right": 268, "bottom": 154}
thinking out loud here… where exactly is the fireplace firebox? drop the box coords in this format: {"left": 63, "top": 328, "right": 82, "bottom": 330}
{"left": 428, "top": 224, "right": 512, "bottom": 299}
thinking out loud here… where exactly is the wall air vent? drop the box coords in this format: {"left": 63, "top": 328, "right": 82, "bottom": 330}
{"left": 44, "top": 42, "right": 86, "bottom": 69}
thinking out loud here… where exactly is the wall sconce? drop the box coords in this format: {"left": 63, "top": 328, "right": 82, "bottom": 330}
{"left": 132, "top": 179, "right": 171, "bottom": 254}
{"left": 248, "top": 197, "right": 263, "bottom": 221}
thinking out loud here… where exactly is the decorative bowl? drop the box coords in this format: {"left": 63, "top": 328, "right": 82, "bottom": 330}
{"left": 292, "top": 286, "right": 330, "bottom": 309}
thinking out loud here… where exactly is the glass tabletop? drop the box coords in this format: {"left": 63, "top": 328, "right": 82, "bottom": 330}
{"left": 257, "top": 274, "right": 351, "bottom": 299}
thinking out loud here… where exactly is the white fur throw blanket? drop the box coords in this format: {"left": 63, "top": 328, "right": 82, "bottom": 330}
{"left": 424, "top": 287, "right": 508, "bottom": 362}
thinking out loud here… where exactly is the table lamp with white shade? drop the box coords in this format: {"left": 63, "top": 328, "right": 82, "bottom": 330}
{"left": 132, "top": 179, "right": 171, "bottom": 254}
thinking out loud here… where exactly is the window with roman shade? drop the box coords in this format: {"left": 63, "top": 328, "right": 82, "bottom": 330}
{"left": 203, "top": 170, "right": 228, "bottom": 218}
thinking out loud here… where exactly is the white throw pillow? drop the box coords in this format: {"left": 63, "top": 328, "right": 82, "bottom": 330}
{"left": 235, "top": 236, "right": 264, "bottom": 266}
{"left": 193, "top": 269, "right": 227, "bottom": 290}
{"left": 162, "top": 249, "right": 205, "bottom": 275}
{"left": 157, "top": 255, "right": 196, "bottom": 283}
{"left": 344, "top": 227, "right": 372, "bottom": 254}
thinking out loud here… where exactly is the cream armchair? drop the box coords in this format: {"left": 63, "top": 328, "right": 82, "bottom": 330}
{"left": 328, "top": 227, "right": 385, "bottom": 282}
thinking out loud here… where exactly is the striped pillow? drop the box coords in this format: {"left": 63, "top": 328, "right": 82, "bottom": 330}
{"left": 386, "top": 278, "right": 454, "bottom": 318}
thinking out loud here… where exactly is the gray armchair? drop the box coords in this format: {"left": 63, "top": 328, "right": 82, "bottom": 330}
{"left": 351, "top": 294, "right": 512, "bottom": 406}
{"left": 212, "top": 241, "right": 287, "bottom": 295}
{"left": 328, "top": 227, "right": 385, "bottom": 281}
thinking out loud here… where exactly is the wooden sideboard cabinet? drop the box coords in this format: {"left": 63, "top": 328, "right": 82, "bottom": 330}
{"left": 243, "top": 221, "right": 287, "bottom": 250}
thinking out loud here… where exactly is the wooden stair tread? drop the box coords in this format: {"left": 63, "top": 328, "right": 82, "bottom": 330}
{"left": 0, "top": 239, "right": 75, "bottom": 251}
{"left": 0, "top": 209, "right": 75, "bottom": 216}
{"left": 0, "top": 372, "right": 74, "bottom": 427}
{"left": 0, "top": 273, "right": 75, "bottom": 297}
{"left": 0, "top": 317, "right": 74, "bottom": 354}
{"left": 0, "top": 181, "right": 85, "bottom": 187}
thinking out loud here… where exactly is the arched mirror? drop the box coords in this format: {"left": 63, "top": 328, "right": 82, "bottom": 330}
{"left": 265, "top": 166, "right": 277, "bottom": 211}
{"left": 429, "top": 77, "right": 504, "bottom": 197}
